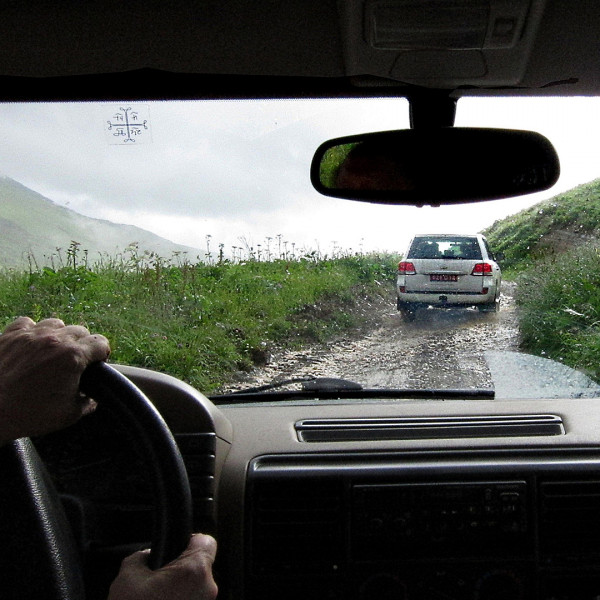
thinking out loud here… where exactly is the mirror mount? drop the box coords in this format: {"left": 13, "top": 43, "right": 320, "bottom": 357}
{"left": 409, "top": 92, "right": 457, "bottom": 129}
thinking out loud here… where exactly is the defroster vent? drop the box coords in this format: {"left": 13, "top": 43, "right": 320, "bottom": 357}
{"left": 295, "top": 414, "right": 565, "bottom": 442}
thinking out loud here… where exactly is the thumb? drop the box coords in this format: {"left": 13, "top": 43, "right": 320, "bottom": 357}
{"left": 118, "top": 548, "right": 152, "bottom": 574}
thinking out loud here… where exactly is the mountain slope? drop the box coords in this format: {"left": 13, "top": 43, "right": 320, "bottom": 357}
{"left": 0, "top": 177, "right": 200, "bottom": 268}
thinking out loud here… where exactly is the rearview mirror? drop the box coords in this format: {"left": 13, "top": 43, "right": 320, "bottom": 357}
{"left": 311, "top": 128, "right": 560, "bottom": 205}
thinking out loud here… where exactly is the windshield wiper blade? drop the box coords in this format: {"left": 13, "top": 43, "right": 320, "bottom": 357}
{"left": 302, "top": 377, "right": 363, "bottom": 391}
{"left": 223, "top": 376, "right": 363, "bottom": 395}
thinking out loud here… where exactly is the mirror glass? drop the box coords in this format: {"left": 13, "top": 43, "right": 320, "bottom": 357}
{"left": 311, "top": 128, "right": 560, "bottom": 205}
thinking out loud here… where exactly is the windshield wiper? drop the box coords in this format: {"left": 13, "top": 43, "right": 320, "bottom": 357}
{"left": 223, "top": 376, "right": 364, "bottom": 395}
{"left": 211, "top": 378, "right": 495, "bottom": 403}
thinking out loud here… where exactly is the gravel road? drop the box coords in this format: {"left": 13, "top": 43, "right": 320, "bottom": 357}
{"left": 228, "top": 281, "right": 521, "bottom": 393}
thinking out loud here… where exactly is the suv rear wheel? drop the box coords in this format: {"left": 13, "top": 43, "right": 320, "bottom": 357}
{"left": 478, "top": 297, "right": 500, "bottom": 313}
{"left": 397, "top": 298, "right": 417, "bottom": 321}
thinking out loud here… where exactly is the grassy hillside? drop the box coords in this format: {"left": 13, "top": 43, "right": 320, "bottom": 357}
{"left": 485, "top": 178, "right": 600, "bottom": 381}
{"left": 516, "top": 244, "right": 600, "bottom": 378}
{"left": 484, "top": 178, "right": 600, "bottom": 273}
{"left": 0, "top": 247, "right": 397, "bottom": 393}
{"left": 0, "top": 177, "right": 199, "bottom": 268}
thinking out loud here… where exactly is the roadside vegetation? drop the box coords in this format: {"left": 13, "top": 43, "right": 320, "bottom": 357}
{"left": 485, "top": 178, "right": 600, "bottom": 381}
{"left": 0, "top": 242, "right": 398, "bottom": 393}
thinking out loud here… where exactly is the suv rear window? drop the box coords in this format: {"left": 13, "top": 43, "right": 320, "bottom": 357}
{"left": 407, "top": 236, "right": 483, "bottom": 260}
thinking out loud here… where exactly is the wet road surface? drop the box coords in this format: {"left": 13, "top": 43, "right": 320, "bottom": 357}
{"left": 230, "top": 282, "right": 520, "bottom": 393}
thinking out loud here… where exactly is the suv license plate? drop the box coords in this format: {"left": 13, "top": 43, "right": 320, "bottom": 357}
{"left": 430, "top": 274, "right": 458, "bottom": 282}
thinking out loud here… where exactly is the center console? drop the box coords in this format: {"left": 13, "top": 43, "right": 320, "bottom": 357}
{"left": 245, "top": 452, "right": 600, "bottom": 600}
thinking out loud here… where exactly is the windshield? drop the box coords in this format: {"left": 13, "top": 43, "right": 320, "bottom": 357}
{"left": 1, "top": 97, "right": 599, "bottom": 402}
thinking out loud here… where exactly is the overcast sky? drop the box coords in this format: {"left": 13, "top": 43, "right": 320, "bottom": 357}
{"left": 1, "top": 96, "right": 599, "bottom": 259}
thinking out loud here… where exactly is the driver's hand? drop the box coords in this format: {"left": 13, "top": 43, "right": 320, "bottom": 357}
{"left": 107, "top": 533, "right": 218, "bottom": 600}
{"left": 0, "top": 316, "right": 110, "bottom": 444}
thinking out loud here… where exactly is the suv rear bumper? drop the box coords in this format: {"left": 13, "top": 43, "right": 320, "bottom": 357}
{"left": 397, "top": 287, "right": 498, "bottom": 307}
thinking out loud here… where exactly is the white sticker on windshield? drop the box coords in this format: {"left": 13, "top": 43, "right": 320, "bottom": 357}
{"left": 105, "top": 106, "right": 151, "bottom": 144}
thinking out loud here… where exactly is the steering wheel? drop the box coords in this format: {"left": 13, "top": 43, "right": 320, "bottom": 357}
{"left": 80, "top": 362, "right": 193, "bottom": 569}
{"left": 0, "top": 362, "right": 193, "bottom": 600}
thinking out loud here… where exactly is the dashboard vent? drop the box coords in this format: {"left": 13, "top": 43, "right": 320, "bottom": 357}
{"left": 540, "top": 480, "right": 600, "bottom": 557}
{"left": 295, "top": 414, "right": 564, "bottom": 442}
{"left": 175, "top": 432, "right": 216, "bottom": 533}
{"left": 249, "top": 478, "right": 344, "bottom": 575}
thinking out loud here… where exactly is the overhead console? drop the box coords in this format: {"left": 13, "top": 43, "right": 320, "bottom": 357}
{"left": 245, "top": 451, "right": 600, "bottom": 600}
{"left": 340, "top": 0, "right": 547, "bottom": 88}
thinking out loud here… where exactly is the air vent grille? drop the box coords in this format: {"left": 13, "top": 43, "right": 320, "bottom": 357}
{"left": 249, "top": 478, "right": 344, "bottom": 574}
{"left": 295, "top": 414, "right": 564, "bottom": 442}
{"left": 540, "top": 480, "right": 600, "bottom": 557}
{"left": 175, "top": 433, "right": 216, "bottom": 533}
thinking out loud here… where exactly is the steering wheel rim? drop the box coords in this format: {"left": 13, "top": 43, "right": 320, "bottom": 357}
{"left": 80, "top": 361, "right": 193, "bottom": 570}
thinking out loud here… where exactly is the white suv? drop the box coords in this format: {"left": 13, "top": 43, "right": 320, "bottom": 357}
{"left": 396, "top": 234, "right": 502, "bottom": 320}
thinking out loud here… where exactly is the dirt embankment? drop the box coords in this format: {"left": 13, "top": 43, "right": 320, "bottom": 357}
{"left": 225, "top": 282, "right": 520, "bottom": 392}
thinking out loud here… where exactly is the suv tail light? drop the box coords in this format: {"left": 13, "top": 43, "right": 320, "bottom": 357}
{"left": 398, "top": 261, "right": 416, "bottom": 275}
{"left": 471, "top": 263, "right": 493, "bottom": 276}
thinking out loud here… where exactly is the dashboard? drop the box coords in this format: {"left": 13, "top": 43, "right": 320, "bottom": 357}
{"left": 34, "top": 365, "right": 600, "bottom": 600}
{"left": 220, "top": 396, "right": 600, "bottom": 600}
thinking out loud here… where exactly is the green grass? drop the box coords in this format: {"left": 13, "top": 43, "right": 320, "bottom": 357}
{"left": 319, "top": 143, "right": 357, "bottom": 188}
{"left": 515, "top": 244, "right": 600, "bottom": 380}
{"left": 0, "top": 244, "right": 398, "bottom": 393}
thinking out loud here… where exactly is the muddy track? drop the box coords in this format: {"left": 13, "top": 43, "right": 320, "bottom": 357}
{"left": 226, "top": 281, "right": 520, "bottom": 392}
